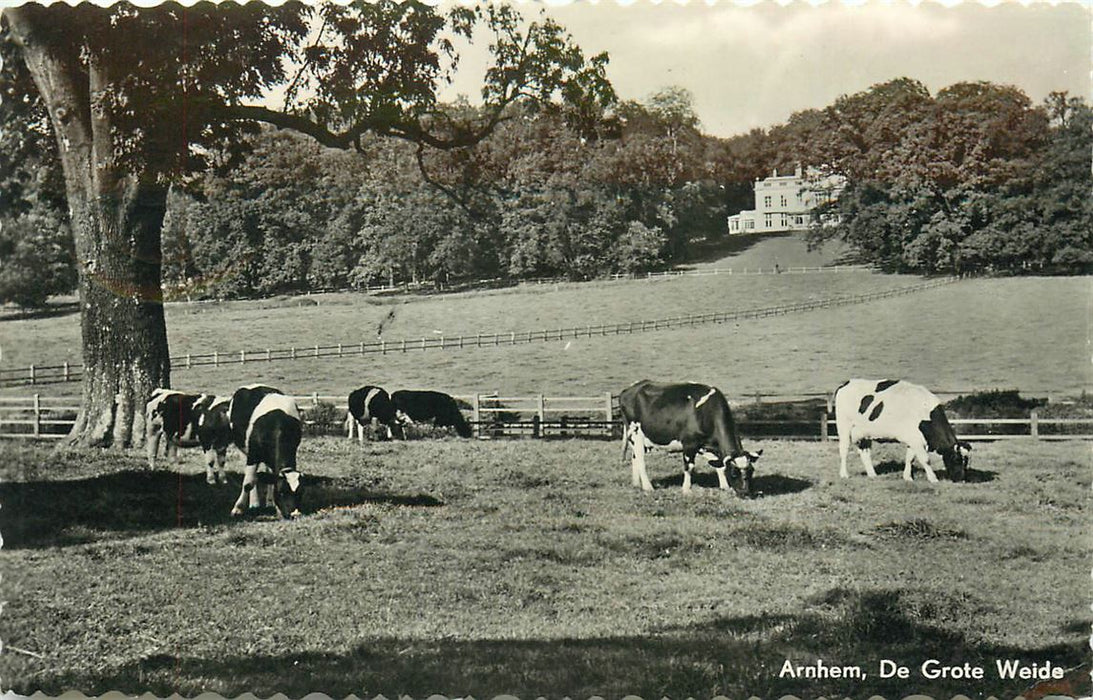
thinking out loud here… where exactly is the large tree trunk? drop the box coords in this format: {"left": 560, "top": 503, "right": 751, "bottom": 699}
{"left": 6, "top": 7, "right": 171, "bottom": 447}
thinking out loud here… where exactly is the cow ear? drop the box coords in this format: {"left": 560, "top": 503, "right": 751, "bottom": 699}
{"left": 747, "top": 450, "right": 763, "bottom": 461}
{"left": 958, "top": 441, "right": 972, "bottom": 451}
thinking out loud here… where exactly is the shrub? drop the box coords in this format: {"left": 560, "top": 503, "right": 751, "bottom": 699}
{"left": 944, "top": 389, "right": 1046, "bottom": 418}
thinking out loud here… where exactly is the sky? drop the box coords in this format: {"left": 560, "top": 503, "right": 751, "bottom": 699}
{"left": 441, "top": 1, "right": 1091, "bottom": 138}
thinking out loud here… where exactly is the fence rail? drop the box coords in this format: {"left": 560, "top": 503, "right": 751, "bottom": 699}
{"left": 0, "top": 278, "right": 956, "bottom": 388}
{"left": 4, "top": 392, "right": 1089, "bottom": 442}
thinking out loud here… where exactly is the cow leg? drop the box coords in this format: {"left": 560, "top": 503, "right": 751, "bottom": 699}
{"left": 630, "top": 426, "right": 654, "bottom": 492}
{"left": 714, "top": 465, "right": 730, "bottom": 491}
{"left": 146, "top": 429, "right": 162, "bottom": 469}
{"left": 856, "top": 440, "right": 877, "bottom": 477}
{"left": 838, "top": 433, "right": 851, "bottom": 479}
{"left": 215, "top": 447, "right": 228, "bottom": 484}
{"left": 231, "top": 463, "right": 259, "bottom": 516}
{"left": 681, "top": 453, "right": 696, "bottom": 493}
{"left": 906, "top": 444, "right": 938, "bottom": 483}
{"left": 345, "top": 411, "right": 355, "bottom": 441}
{"left": 204, "top": 449, "right": 217, "bottom": 485}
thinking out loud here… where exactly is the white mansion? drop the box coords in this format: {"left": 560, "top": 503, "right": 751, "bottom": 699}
{"left": 727, "top": 166, "right": 843, "bottom": 235}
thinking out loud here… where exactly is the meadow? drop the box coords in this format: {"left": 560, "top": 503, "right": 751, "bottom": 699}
{"left": 0, "top": 436, "right": 1087, "bottom": 698}
{"left": 1, "top": 236, "right": 1089, "bottom": 698}
{"left": 2, "top": 274, "right": 1087, "bottom": 402}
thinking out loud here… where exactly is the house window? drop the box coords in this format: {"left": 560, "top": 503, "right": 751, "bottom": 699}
{"left": 780, "top": 196, "right": 787, "bottom": 207}
{"left": 746, "top": 220, "right": 754, "bottom": 230}
{"left": 763, "top": 196, "right": 772, "bottom": 208}
{"left": 764, "top": 213, "right": 773, "bottom": 228}
{"left": 781, "top": 214, "right": 789, "bottom": 228}
{"left": 796, "top": 216, "right": 804, "bottom": 226}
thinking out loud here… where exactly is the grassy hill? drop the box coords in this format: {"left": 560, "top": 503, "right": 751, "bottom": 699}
{"left": 2, "top": 231, "right": 1087, "bottom": 401}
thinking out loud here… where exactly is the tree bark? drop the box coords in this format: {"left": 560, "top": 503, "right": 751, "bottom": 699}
{"left": 6, "top": 7, "right": 171, "bottom": 447}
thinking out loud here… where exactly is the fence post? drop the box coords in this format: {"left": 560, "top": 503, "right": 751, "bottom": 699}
{"left": 291, "top": 347, "right": 297, "bottom": 360}
{"left": 33, "top": 393, "right": 41, "bottom": 437}
{"left": 213, "top": 351, "right": 219, "bottom": 367}
{"left": 472, "top": 394, "right": 481, "bottom": 438}
{"left": 187, "top": 353, "right": 192, "bottom": 368}
{"left": 314, "top": 344, "right": 319, "bottom": 358}
{"left": 267, "top": 349, "right": 272, "bottom": 362}
{"left": 29, "top": 365, "right": 35, "bottom": 385}
{"left": 820, "top": 411, "right": 829, "bottom": 442}
{"left": 312, "top": 392, "right": 319, "bottom": 408}
{"left": 604, "top": 392, "right": 613, "bottom": 437}
{"left": 240, "top": 349, "right": 246, "bottom": 364}
{"left": 1030, "top": 410, "right": 1039, "bottom": 439}
{"left": 536, "top": 394, "right": 546, "bottom": 438}
{"left": 381, "top": 340, "right": 387, "bottom": 355}
{"left": 338, "top": 343, "right": 343, "bottom": 357}
{"left": 63, "top": 362, "right": 70, "bottom": 382}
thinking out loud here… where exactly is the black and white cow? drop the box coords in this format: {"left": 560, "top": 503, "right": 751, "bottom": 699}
{"left": 390, "top": 390, "right": 473, "bottom": 438}
{"left": 618, "top": 380, "right": 761, "bottom": 496}
{"left": 145, "top": 389, "right": 234, "bottom": 484}
{"left": 193, "top": 394, "right": 232, "bottom": 485}
{"left": 345, "top": 385, "right": 402, "bottom": 442}
{"left": 833, "top": 378, "right": 971, "bottom": 482}
{"left": 228, "top": 384, "right": 303, "bottom": 518}
{"left": 146, "top": 389, "right": 200, "bottom": 469}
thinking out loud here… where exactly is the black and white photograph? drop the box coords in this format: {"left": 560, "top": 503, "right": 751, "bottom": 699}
{"left": 0, "top": 0, "right": 1089, "bottom": 697}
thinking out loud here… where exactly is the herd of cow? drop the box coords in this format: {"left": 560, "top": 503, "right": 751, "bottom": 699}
{"left": 145, "top": 377, "right": 973, "bottom": 519}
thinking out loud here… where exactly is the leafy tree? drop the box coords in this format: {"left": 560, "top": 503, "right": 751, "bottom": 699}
{"left": 1, "top": 0, "right": 615, "bottom": 446}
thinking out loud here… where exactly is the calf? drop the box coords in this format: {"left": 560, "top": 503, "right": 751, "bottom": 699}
{"left": 228, "top": 385, "right": 303, "bottom": 518}
{"left": 391, "top": 390, "right": 473, "bottom": 438}
{"left": 193, "top": 394, "right": 232, "bottom": 485}
{"left": 145, "top": 388, "right": 200, "bottom": 468}
{"left": 833, "top": 378, "right": 971, "bottom": 482}
{"left": 618, "top": 380, "right": 761, "bottom": 496}
{"left": 345, "top": 385, "right": 402, "bottom": 442}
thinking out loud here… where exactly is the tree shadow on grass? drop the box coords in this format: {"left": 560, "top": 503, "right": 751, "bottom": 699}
{"left": 0, "top": 470, "right": 442, "bottom": 550}
{"left": 0, "top": 300, "right": 80, "bottom": 322}
{"left": 650, "top": 470, "right": 811, "bottom": 497}
{"left": 28, "top": 588, "right": 1087, "bottom": 699}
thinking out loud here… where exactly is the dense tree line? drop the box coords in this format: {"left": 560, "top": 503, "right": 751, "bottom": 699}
{"left": 791, "top": 79, "right": 1092, "bottom": 274}
{"left": 4, "top": 75, "right": 1090, "bottom": 305}
{"left": 158, "top": 90, "right": 733, "bottom": 298}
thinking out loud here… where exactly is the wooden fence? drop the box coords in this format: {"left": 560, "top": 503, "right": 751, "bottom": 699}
{"left": 0, "top": 278, "right": 956, "bottom": 388}
{"left": 4, "top": 392, "right": 1090, "bottom": 442}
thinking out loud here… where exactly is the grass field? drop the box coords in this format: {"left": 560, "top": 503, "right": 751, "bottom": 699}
{"left": 2, "top": 274, "right": 1088, "bottom": 402}
{"left": 0, "top": 436, "right": 1087, "bottom": 697}
{"left": 2, "top": 236, "right": 1089, "bottom": 697}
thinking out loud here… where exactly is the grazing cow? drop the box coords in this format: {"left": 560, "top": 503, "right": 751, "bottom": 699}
{"left": 145, "top": 389, "right": 201, "bottom": 468}
{"left": 390, "top": 390, "right": 473, "bottom": 438}
{"left": 228, "top": 385, "right": 303, "bottom": 518}
{"left": 193, "top": 394, "right": 232, "bottom": 485}
{"left": 146, "top": 389, "right": 234, "bottom": 484}
{"left": 618, "top": 380, "right": 761, "bottom": 496}
{"left": 833, "top": 378, "right": 971, "bottom": 482}
{"left": 345, "top": 385, "right": 402, "bottom": 442}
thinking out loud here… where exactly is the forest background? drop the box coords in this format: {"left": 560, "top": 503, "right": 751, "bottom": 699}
{"left": 2, "top": 75, "right": 1090, "bottom": 307}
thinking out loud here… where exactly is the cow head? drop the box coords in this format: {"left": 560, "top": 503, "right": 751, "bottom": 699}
{"left": 941, "top": 441, "right": 972, "bottom": 482}
{"left": 274, "top": 469, "right": 304, "bottom": 519}
{"left": 726, "top": 450, "right": 763, "bottom": 498}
